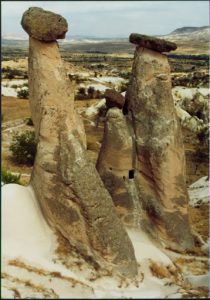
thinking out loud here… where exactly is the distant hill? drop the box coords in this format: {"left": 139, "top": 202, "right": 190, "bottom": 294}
{"left": 170, "top": 26, "right": 209, "bottom": 35}
{"left": 2, "top": 26, "right": 209, "bottom": 55}
{"left": 159, "top": 26, "right": 209, "bottom": 54}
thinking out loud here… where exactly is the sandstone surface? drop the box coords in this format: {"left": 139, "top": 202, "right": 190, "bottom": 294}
{"left": 97, "top": 34, "right": 194, "bottom": 252}
{"left": 97, "top": 108, "right": 142, "bottom": 226}
{"left": 129, "top": 33, "right": 177, "bottom": 52}
{"left": 125, "top": 45, "right": 194, "bottom": 251}
{"left": 23, "top": 9, "right": 137, "bottom": 278}
{"left": 21, "top": 7, "right": 68, "bottom": 41}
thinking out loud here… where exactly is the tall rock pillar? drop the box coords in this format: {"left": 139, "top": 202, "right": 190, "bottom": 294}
{"left": 126, "top": 34, "right": 194, "bottom": 251}
{"left": 21, "top": 7, "right": 137, "bottom": 278}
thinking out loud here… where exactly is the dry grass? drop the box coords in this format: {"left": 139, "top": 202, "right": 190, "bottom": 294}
{"left": 8, "top": 258, "right": 92, "bottom": 289}
{"left": 75, "top": 99, "right": 97, "bottom": 109}
{"left": 8, "top": 259, "right": 47, "bottom": 276}
{"left": 2, "top": 96, "right": 31, "bottom": 122}
{"left": 149, "top": 260, "right": 176, "bottom": 279}
{"left": 189, "top": 204, "right": 209, "bottom": 243}
{"left": 181, "top": 286, "right": 209, "bottom": 298}
{"left": 174, "top": 257, "right": 208, "bottom": 275}
{"left": 2, "top": 272, "right": 58, "bottom": 298}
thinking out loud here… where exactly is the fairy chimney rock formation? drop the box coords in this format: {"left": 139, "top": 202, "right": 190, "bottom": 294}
{"left": 125, "top": 33, "right": 194, "bottom": 251}
{"left": 98, "top": 33, "right": 193, "bottom": 251}
{"left": 96, "top": 108, "right": 142, "bottom": 226}
{"left": 21, "top": 7, "right": 137, "bottom": 278}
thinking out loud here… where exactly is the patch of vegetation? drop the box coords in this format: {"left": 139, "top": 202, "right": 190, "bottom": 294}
{"left": 25, "top": 117, "right": 34, "bottom": 126}
{"left": 9, "top": 131, "right": 37, "bottom": 165}
{"left": 2, "top": 67, "right": 28, "bottom": 79}
{"left": 75, "top": 86, "right": 104, "bottom": 100}
{"left": 17, "top": 88, "right": 29, "bottom": 99}
{"left": 1, "top": 167, "right": 21, "bottom": 185}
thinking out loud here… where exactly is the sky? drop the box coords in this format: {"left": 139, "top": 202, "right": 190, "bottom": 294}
{"left": 1, "top": 1, "right": 209, "bottom": 38}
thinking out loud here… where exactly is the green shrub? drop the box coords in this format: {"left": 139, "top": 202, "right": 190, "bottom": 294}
{"left": 9, "top": 131, "right": 37, "bottom": 165}
{"left": 78, "top": 87, "right": 86, "bottom": 95}
{"left": 1, "top": 168, "right": 21, "bottom": 185}
{"left": 17, "top": 88, "right": 29, "bottom": 99}
{"left": 87, "top": 86, "right": 95, "bottom": 95}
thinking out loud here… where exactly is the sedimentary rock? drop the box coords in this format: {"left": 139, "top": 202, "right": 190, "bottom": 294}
{"left": 97, "top": 108, "right": 142, "bottom": 226}
{"left": 104, "top": 89, "right": 125, "bottom": 109}
{"left": 21, "top": 7, "right": 68, "bottom": 41}
{"left": 125, "top": 34, "right": 194, "bottom": 251}
{"left": 22, "top": 8, "right": 137, "bottom": 277}
{"left": 98, "top": 33, "right": 194, "bottom": 251}
{"left": 129, "top": 33, "right": 177, "bottom": 52}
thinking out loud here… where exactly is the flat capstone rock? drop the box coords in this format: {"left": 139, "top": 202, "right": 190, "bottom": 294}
{"left": 129, "top": 33, "right": 177, "bottom": 53}
{"left": 105, "top": 89, "right": 125, "bottom": 109}
{"left": 21, "top": 7, "right": 68, "bottom": 42}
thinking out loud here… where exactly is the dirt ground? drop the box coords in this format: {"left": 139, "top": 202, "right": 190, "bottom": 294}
{"left": 2, "top": 96, "right": 31, "bottom": 122}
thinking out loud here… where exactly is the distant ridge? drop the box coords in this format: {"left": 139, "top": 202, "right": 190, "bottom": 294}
{"left": 170, "top": 26, "right": 209, "bottom": 35}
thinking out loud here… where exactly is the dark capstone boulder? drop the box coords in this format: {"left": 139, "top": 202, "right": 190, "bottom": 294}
{"left": 21, "top": 7, "right": 68, "bottom": 41}
{"left": 129, "top": 33, "right": 177, "bottom": 53}
{"left": 104, "top": 89, "right": 125, "bottom": 109}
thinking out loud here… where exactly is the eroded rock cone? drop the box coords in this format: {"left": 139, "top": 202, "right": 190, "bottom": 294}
{"left": 96, "top": 108, "right": 142, "bottom": 226}
{"left": 22, "top": 8, "right": 137, "bottom": 278}
{"left": 126, "top": 34, "right": 194, "bottom": 251}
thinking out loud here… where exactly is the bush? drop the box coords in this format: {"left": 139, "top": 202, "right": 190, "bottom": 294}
{"left": 1, "top": 168, "right": 21, "bottom": 185}
{"left": 78, "top": 87, "right": 86, "bottom": 95}
{"left": 9, "top": 131, "right": 37, "bottom": 165}
{"left": 87, "top": 86, "right": 95, "bottom": 95}
{"left": 17, "top": 88, "right": 29, "bottom": 99}
{"left": 25, "top": 117, "right": 34, "bottom": 126}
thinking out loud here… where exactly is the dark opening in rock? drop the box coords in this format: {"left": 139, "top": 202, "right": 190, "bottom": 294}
{"left": 122, "top": 100, "right": 129, "bottom": 115}
{"left": 129, "top": 169, "right": 135, "bottom": 179}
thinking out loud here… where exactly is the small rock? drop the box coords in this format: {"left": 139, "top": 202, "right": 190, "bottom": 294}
{"left": 104, "top": 89, "right": 125, "bottom": 109}
{"left": 129, "top": 33, "right": 177, "bottom": 52}
{"left": 21, "top": 7, "right": 68, "bottom": 41}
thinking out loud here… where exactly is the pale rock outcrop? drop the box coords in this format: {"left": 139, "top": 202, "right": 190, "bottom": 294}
{"left": 22, "top": 7, "right": 137, "bottom": 278}
{"left": 97, "top": 108, "right": 142, "bottom": 226}
{"left": 98, "top": 34, "right": 194, "bottom": 251}
{"left": 125, "top": 34, "right": 194, "bottom": 251}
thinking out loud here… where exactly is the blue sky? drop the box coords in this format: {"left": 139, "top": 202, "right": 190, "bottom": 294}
{"left": 1, "top": 1, "right": 209, "bottom": 38}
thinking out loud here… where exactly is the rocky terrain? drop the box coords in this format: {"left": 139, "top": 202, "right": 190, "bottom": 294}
{"left": 1, "top": 8, "right": 209, "bottom": 300}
